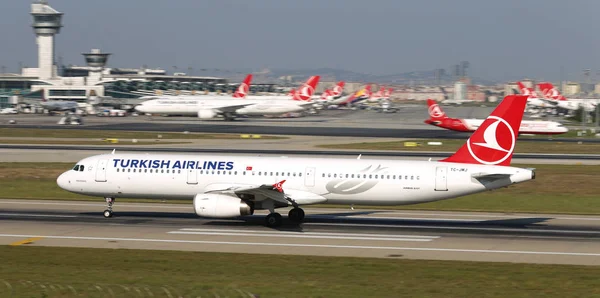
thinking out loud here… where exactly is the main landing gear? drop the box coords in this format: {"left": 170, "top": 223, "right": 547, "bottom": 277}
{"left": 103, "top": 197, "right": 115, "bottom": 218}
{"left": 264, "top": 207, "right": 305, "bottom": 228}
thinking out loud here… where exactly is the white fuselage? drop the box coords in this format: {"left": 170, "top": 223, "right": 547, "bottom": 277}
{"left": 57, "top": 153, "right": 533, "bottom": 207}
{"left": 462, "top": 119, "right": 568, "bottom": 135}
{"left": 135, "top": 98, "right": 306, "bottom": 116}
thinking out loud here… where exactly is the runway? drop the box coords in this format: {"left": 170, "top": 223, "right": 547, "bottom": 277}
{"left": 1, "top": 199, "right": 600, "bottom": 265}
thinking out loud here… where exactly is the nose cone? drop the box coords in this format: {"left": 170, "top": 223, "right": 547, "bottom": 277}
{"left": 134, "top": 105, "right": 145, "bottom": 113}
{"left": 56, "top": 172, "right": 70, "bottom": 190}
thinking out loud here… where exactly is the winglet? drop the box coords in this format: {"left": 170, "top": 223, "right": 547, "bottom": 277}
{"left": 357, "top": 154, "right": 362, "bottom": 160}
{"left": 440, "top": 95, "right": 528, "bottom": 166}
{"left": 111, "top": 149, "right": 115, "bottom": 155}
{"left": 272, "top": 180, "right": 286, "bottom": 193}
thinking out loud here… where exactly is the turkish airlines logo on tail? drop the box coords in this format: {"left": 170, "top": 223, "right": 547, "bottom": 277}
{"left": 333, "top": 85, "right": 342, "bottom": 96}
{"left": 466, "top": 116, "right": 515, "bottom": 165}
{"left": 297, "top": 84, "right": 314, "bottom": 101}
{"left": 428, "top": 104, "right": 445, "bottom": 118}
{"left": 233, "top": 83, "right": 249, "bottom": 98}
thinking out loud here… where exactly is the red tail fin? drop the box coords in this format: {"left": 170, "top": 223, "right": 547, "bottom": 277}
{"left": 441, "top": 95, "right": 528, "bottom": 166}
{"left": 320, "top": 89, "right": 332, "bottom": 100}
{"left": 427, "top": 99, "right": 447, "bottom": 120}
{"left": 384, "top": 88, "right": 393, "bottom": 97}
{"left": 538, "top": 82, "right": 565, "bottom": 100}
{"left": 232, "top": 74, "right": 253, "bottom": 98}
{"left": 374, "top": 86, "right": 385, "bottom": 97}
{"left": 293, "top": 76, "right": 320, "bottom": 101}
{"left": 331, "top": 81, "right": 345, "bottom": 96}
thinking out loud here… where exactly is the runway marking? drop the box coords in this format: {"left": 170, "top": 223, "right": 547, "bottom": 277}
{"left": 0, "top": 234, "right": 599, "bottom": 257}
{"left": 9, "top": 236, "right": 44, "bottom": 246}
{"left": 0, "top": 201, "right": 191, "bottom": 209}
{"left": 178, "top": 228, "right": 439, "bottom": 238}
{"left": 0, "top": 213, "right": 77, "bottom": 218}
{"left": 169, "top": 229, "right": 437, "bottom": 242}
{"left": 305, "top": 223, "right": 600, "bottom": 235}
{"left": 310, "top": 215, "right": 482, "bottom": 222}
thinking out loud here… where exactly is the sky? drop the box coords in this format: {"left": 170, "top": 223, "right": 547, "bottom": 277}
{"left": 0, "top": 0, "right": 599, "bottom": 82}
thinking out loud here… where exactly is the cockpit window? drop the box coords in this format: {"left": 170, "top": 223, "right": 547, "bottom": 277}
{"left": 72, "top": 165, "right": 84, "bottom": 171}
{"left": 73, "top": 165, "right": 80, "bottom": 171}
{"left": 79, "top": 165, "right": 84, "bottom": 171}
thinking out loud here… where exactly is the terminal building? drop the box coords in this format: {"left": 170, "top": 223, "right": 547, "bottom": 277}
{"left": 0, "top": 1, "right": 257, "bottom": 109}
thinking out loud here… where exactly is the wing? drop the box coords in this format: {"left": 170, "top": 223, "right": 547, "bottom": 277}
{"left": 210, "top": 103, "right": 255, "bottom": 114}
{"left": 204, "top": 181, "right": 327, "bottom": 207}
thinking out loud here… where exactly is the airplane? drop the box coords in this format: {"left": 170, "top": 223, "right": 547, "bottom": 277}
{"left": 516, "top": 82, "right": 556, "bottom": 109}
{"left": 57, "top": 94, "right": 535, "bottom": 227}
{"left": 537, "top": 82, "right": 597, "bottom": 112}
{"left": 367, "top": 86, "right": 386, "bottom": 103}
{"left": 424, "top": 99, "right": 568, "bottom": 135}
{"left": 135, "top": 76, "right": 320, "bottom": 120}
{"left": 40, "top": 97, "right": 79, "bottom": 115}
{"left": 335, "top": 84, "right": 372, "bottom": 106}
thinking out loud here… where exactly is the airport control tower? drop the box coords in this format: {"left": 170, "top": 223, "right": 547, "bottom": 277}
{"left": 31, "top": 0, "right": 63, "bottom": 80}
{"left": 83, "top": 49, "right": 111, "bottom": 85}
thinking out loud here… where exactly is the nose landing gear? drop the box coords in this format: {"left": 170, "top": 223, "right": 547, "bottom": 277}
{"left": 103, "top": 197, "right": 115, "bottom": 218}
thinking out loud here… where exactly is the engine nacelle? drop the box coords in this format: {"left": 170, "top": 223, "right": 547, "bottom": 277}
{"left": 197, "top": 109, "right": 217, "bottom": 119}
{"left": 193, "top": 194, "right": 253, "bottom": 218}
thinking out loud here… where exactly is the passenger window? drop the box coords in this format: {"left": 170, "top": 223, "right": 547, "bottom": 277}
{"left": 128, "top": 169, "right": 131, "bottom": 172}
{"left": 375, "top": 175, "right": 378, "bottom": 179}
{"left": 145, "top": 169, "right": 148, "bottom": 173}
{"left": 270, "top": 172, "right": 273, "bottom": 176}
{"left": 334, "top": 174, "right": 337, "bottom": 178}
{"left": 351, "top": 174, "right": 355, "bottom": 178}
{"left": 345, "top": 174, "right": 349, "bottom": 178}
{"left": 322, "top": 174, "right": 325, "bottom": 177}
{"left": 411, "top": 176, "right": 414, "bottom": 180}
{"left": 299, "top": 173, "right": 302, "bottom": 177}
{"left": 116, "top": 168, "right": 120, "bottom": 172}
{"left": 234, "top": 171, "right": 237, "bottom": 175}
{"left": 369, "top": 175, "right": 372, "bottom": 179}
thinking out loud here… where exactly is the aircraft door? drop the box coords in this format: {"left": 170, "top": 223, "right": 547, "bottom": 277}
{"left": 187, "top": 163, "right": 198, "bottom": 185}
{"left": 304, "top": 167, "right": 315, "bottom": 187}
{"left": 435, "top": 166, "right": 448, "bottom": 191}
{"left": 95, "top": 159, "right": 108, "bottom": 182}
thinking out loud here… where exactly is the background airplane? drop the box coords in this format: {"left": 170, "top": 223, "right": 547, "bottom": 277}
{"left": 424, "top": 99, "right": 568, "bottom": 135}
{"left": 537, "top": 82, "right": 597, "bottom": 112}
{"left": 135, "top": 76, "right": 320, "bottom": 120}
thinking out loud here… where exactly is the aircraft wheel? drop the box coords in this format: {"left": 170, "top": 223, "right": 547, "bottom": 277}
{"left": 103, "top": 209, "right": 113, "bottom": 218}
{"left": 288, "top": 208, "right": 305, "bottom": 223}
{"left": 265, "top": 213, "right": 282, "bottom": 227}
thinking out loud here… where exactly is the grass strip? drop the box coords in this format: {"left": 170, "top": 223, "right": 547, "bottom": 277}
{"left": 0, "top": 246, "right": 599, "bottom": 298}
